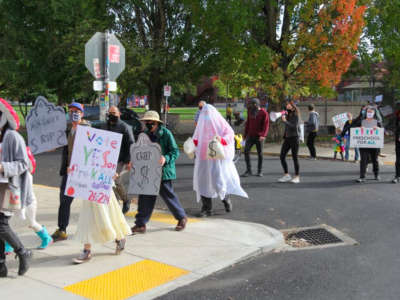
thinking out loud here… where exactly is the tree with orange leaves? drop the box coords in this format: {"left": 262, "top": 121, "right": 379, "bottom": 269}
{"left": 190, "top": 0, "right": 367, "bottom": 103}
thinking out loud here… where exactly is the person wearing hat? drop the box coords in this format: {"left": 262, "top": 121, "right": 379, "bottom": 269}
{"left": 0, "top": 98, "right": 33, "bottom": 277}
{"left": 131, "top": 111, "right": 187, "bottom": 233}
{"left": 242, "top": 98, "right": 269, "bottom": 177}
{"left": 51, "top": 102, "right": 91, "bottom": 242}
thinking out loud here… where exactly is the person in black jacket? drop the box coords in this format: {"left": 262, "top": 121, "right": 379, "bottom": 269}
{"left": 99, "top": 106, "right": 135, "bottom": 213}
{"left": 278, "top": 100, "right": 301, "bottom": 184}
{"left": 392, "top": 101, "right": 400, "bottom": 183}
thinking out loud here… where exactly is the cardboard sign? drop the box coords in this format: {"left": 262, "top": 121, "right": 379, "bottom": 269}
{"left": 26, "top": 96, "right": 67, "bottom": 154}
{"left": 380, "top": 105, "right": 393, "bottom": 117}
{"left": 350, "top": 127, "right": 384, "bottom": 148}
{"left": 65, "top": 126, "right": 122, "bottom": 204}
{"left": 128, "top": 133, "right": 162, "bottom": 196}
{"left": 332, "top": 113, "right": 349, "bottom": 129}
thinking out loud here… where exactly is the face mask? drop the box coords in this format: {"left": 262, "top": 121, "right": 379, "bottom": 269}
{"left": 145, "top": 123, "right": 155, "bottom": 131}
{"left": 367, "top": 111, "right": 375, "bottom": 119}
{"left": 70, "top": 112, "right": 81, "bottom": 122}
{"left": 107, "top": 114, "right": 119, "bottom": 124}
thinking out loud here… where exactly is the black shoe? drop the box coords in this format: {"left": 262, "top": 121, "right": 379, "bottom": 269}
{"left": 199, "top": 210, "right": 212, "bottom": 217}
{"left": 0, "top": 263, "right": 7, "bottom": 277}
{"left": 222, "top": 198, "right": 232, "bottom": 212}
{"left": 241, "top": 171, "right": 252, "bottom": 177}
{"left": 356, "top": 178, "right": 366, "bottom": 183}
{"left": 16, "top": 249, "right": 32, "bottom": 276}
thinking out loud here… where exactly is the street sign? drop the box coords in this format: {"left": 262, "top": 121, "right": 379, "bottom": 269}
{"left": 85, "top": 32, "right": 126, "bottom": 81}
{"left": 164, "top": 85, "right": 171, "bottom": 97}
{"left": 93, "top": 81, "right": 103, "bottom": 91}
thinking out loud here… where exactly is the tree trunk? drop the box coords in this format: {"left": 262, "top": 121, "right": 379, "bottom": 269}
{"left": 147, "top": 72, "right": 163, "bottom": 114}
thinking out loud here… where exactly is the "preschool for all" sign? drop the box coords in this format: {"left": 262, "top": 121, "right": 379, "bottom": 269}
{"left": 350, "top": 127, "right": 384, "bottom": 148}
{"left": 65, "top": 125, "right": 122, "bottom": 204}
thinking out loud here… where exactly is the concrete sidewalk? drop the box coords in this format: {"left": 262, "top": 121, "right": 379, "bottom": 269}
{"left": 1, "top": 185, "right": 284, "bottom": 300}
{"left": 261, "top": 142, "right": 396, "bottom": 166}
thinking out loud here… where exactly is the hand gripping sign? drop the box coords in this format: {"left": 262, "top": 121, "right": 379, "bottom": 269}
{"left": 26, "top": 96, "right": 67, "bottom": 154}
{"left": 128, "top": 133, "right": 162, "bottom": 196}
{"left": 65, "top": 126, "right": 122, "bottom": 204}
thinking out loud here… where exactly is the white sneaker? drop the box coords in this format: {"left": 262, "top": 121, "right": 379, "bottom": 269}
{"left": 278, "top": 174, "right": 292, "bottom": 182}
{"left": 291, "top": 176, "right": 300, "bottom": 184}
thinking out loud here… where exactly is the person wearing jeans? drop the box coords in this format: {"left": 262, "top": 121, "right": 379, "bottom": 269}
{"left": 341, "top": 113, "right": 359, "bottom": 161}
{"left": 242, "top": 98, "right": 269, "bottom": 177}
{"left": 305, "top": 104, "right": 319, "bottom": 159}
{"left": 131, "top": 111, "right": 187, "bottom": 234}
{"left": 278, "top": 100, "right": 301, "bottom": 184}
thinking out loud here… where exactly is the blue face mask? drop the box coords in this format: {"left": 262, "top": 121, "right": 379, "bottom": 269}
{"left": 70, "top": 112, "right": 81, "bottom": 122}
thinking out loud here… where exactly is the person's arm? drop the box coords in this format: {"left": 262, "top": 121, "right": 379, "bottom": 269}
{"left": 283, "top": 114, "right": 298, "bottom": 128}
{"left": 163, "top": 130, "right": 179, "bottom": 165}
{"left": 244, "top": 117, "right": 249, "bottom": 139}
{"left": 260, "top": 111, "right": 269, "bottom": 138}
{"left": 1, "top": 133, "right": 29, "bottom": 177}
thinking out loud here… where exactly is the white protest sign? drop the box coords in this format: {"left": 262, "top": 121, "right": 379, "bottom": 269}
{"left": 65, "top": 126, "right": 122, "bottom": 204}
{"left": 332, "top": 113, "right": 349, "bottom": 129}
{"left": 350, "top": 127, "right": 384, "bottom": 148}
{"left": 380, "top": 105, "right": 393, "bottom": 117}
{"left": 128, "top": 133, "right": 162, "bottom": 196}
{"left": 26, "top": 96, "right": 67, "bottom": 154}
{"left": 299, "top": 123, "right": 304, "bottom": 143}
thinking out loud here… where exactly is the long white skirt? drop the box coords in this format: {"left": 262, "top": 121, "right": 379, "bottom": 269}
{"left": 74, "top": 191, "right": 132, "bottom": 244}
{"left": 193, "top": 158, "right": 248, "bottom": 202}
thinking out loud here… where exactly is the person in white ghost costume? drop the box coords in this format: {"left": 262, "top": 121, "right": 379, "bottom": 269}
{"left": 192, "top": 104, "right": 248, "bottom": 217}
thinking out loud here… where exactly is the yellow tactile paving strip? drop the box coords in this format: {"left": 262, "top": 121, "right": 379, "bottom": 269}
{"left": 64, "top": 259, "right": 189, "bottom": 300}
{"left": 125, "top": 211, "right": 202, "bottom": 225}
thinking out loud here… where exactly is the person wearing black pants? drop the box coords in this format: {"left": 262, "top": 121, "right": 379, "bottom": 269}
{"left": 305, "top": 104, "right": 319, "bottom": 159}
{"left": 356, "top": 106, "right": 382, "bottom": 183}
{"left": 0, "top": 212, "right": 32, "bottom": 277}
{"left": 278, "top": 100, "right": 301, "bottom": 184}
{"left": 242, "top": 98, "right": 269, "bottom": 177}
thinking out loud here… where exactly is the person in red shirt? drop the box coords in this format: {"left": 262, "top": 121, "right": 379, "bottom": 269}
{"left": 242, "top": 98, "right": 270, "bottom": 177}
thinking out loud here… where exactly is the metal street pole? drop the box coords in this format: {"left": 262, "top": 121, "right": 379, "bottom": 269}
{"left": 164, "top": 82, "right": 169, "bottom": 124}
{"left": 101, "top": 31, "right": 110, "bottom": 122}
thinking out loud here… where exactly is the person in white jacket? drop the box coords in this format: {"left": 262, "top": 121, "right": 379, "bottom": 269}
{"left": 192, "top": 104, "right": 248, "bottom": 217}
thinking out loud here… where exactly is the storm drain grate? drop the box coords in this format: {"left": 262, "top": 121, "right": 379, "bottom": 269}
{"left": 286, "top": 228, "right": 343, "bottom": 246}
{"left": 282, "top": 225, "right": 357, "bottom": 250}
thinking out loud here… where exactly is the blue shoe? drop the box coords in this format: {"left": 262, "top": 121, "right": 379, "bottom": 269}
{"left": 4, "top": 242, "right": 13, "bottom": 255}
{"left": 36, "top": 226, "right": 53, "bottom": 249}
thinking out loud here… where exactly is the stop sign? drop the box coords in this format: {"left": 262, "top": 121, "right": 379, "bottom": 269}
{"left": 85, "top": 32, "right": 126, "bottom": 81}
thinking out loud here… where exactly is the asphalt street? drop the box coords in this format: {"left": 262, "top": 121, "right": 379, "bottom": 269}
{"left": 34, "top": 149, "right": 400, "bottom": 300}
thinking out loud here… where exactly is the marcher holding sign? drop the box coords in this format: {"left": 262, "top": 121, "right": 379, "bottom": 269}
{"left": 64, "top": 125, "right": 131, "bottom": 264}
{"left": 192, "top": 104, "right": 248, "bottom": 217}
{"left": 341, "top": 113, "right": 360, "bottom": 162}
{"left": 52, "top": 103, "right": 91, "bottom": 242}
{"left": 351, "top": 106, "right": 383, "bottom": 183}
{"left": 26, "top": 96, "right": 67, "bottom": 154}
{"left": 130, "top": 111, "right": 188, "bottom": 234}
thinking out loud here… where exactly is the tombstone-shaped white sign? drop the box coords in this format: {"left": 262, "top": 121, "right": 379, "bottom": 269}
{"left": 332, "top": 113, "right": 349, "bottom": 129}
{"left": 26, "top": 96, "right": 67, "bottom": 154}
{"left": 128, "top": 133, "right": 162, "bottom": 196}
{"left": 65, "top": 125, "right": 122, "bottom": 204}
